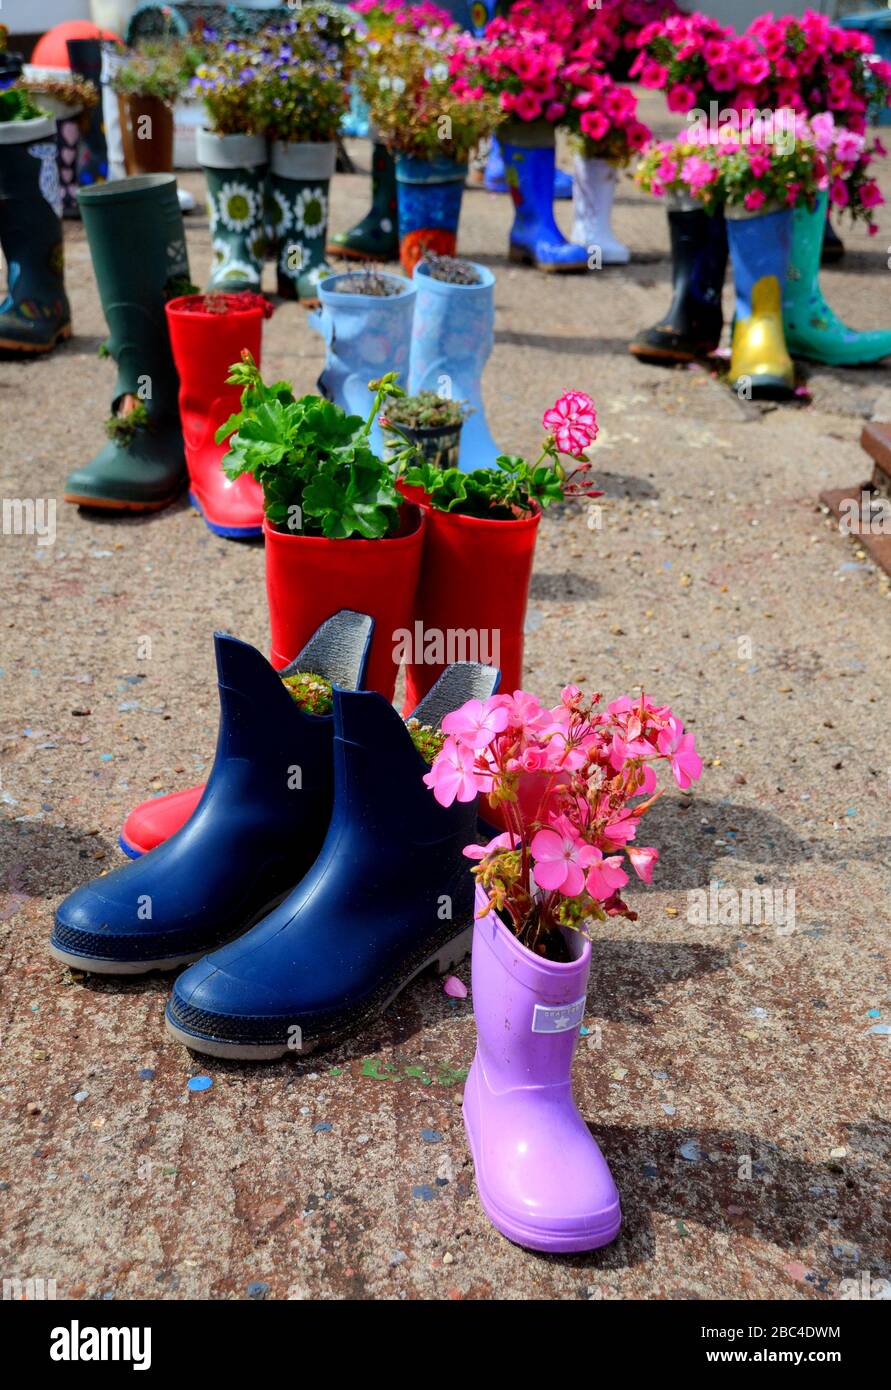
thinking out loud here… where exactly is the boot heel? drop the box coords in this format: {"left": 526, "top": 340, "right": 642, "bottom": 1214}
{"left": 508, "top": 243, "right": 532, "bottom": 266}
{"left": 430, "top": 925, "right": 473, "bottom": 975}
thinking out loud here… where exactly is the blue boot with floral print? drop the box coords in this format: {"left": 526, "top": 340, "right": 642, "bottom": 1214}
{"left": 198, "top": 130, "right": 267, "bottom": 292}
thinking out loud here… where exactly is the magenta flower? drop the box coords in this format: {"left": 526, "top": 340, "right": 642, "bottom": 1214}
{"left": 422, "top": 737, "right": 483, "bottom": 806}
{"left": 584, "top": 849, "right": 629, "bottom": 901}
{"left": 531, "top": 822, "right": 598, "bottom": 897}
{"left": 441, "top": 696, "right": 509, "bottom": 749}
{"left": 743, "top": 189, "right": 767, "bottom": 212}
{"left": 666, "top": 83, "right": 698, "bottom": 113}
{"left": 542, "top": 390, "right": 598, "bottom": 455}
{"left": 657, "top": 719, "right": 703, "bottom": 790}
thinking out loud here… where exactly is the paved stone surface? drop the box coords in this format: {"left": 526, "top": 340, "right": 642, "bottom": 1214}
{"left": 1, "top": 107, "right": 889, "bottom": 1300}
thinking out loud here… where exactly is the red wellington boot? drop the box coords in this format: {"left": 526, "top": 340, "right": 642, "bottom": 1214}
{"left": 120, "top": 784, "right": 203, "bottom": 858}
{"left": 402, "top": 503, "right": 540, "bottom": 713}
{"left": 165, "top": 293, "right": 268, "bottom": 538}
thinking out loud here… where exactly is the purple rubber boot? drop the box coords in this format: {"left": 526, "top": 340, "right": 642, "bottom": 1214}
{"left": 463, "top": 884, "right": 622, "bottom": 1252}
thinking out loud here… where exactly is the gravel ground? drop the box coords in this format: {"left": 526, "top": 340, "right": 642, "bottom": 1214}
{"left": 1, "top": 106, "right": 890, "bottom": 1300}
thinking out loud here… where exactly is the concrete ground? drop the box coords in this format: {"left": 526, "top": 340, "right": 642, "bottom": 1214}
{"left": 1, "top": 103, "right": 890, "bottom": 1300}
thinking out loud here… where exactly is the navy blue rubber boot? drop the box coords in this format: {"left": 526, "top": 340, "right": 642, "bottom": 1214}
{"left": 50, "top": 612, "right": 373, "bottom": 974}
{"left": 502, "top": 141, "right": 587, "bottom": 274}
{"left": 165, "top": 663, "right": 499, "bottom": 1059}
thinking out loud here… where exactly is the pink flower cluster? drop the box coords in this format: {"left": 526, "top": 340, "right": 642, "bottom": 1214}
{"left": 449, "top": 4, "right": 652, "bottom": 150}
{"left": 450, "top": 17, "right": 569, "bottom": 124}
{"left": 632, "top": 8, "right": 891, "bottom": 133}
{"left": 637, "top": 110, "right": 885, "bottom": 228}
{"left": 351, "top": 0, "right": 454, "bottom": 30}
{"left": 422, "top": 684, "right": 702, "bottom": 941}
{"left": 542, "top": 390, "right": 598, "bottom": 455}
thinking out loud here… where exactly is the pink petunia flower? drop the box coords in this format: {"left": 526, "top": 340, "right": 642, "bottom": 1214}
{"left": 542, "top": 390, "right": 599, "bottom": 455}
{"left": 743, "top": 189, "right": 767, "bottom": 212}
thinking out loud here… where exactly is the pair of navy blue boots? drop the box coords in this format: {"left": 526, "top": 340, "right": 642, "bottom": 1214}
{"left": 51, "top": 610, "right": 498, "bottom": 1059}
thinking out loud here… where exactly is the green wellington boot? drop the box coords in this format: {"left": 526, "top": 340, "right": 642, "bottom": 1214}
{"left": 64, "top": 174, "right": 191, "bottom": 511}
{"left": 326, "top": 140, "right": 398, "bottom": 262}
{"left": 0, "top": 113, "right": 71, "bottom": 354}
{"left": 784, "top": 190, "right": 891, "bottom": 367}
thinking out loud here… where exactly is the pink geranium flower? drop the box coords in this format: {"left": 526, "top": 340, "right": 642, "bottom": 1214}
{"left": 657, "top": 718, "right": 703, "bottom": 790}
{"left": 542, "top": 390, "right": 598, "bottom": 455}
{"left": 628, "top": 846, "right": 659, "bottom": 883}
{"left": 531, "top": 820, "right": 598, "bottom": 897}
{"left": 743, "top": 189, "right": 767, "bottom": 212}
{"left": 422, "top": 738, "right": 483, "bottom": 806}
{"left": 463, "top": 830, "right": 519, "bottom": 861}
{"left": 584, "top": 849, "right": 629, "bottom": 901}
{"left": 441, "top": 697, "right": 509, "bottom": 749}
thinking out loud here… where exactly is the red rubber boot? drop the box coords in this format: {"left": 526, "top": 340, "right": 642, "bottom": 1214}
{"left": 403, "top": 504, "right": 540, "bottom": 712}
{"left": 165, "top": 293, "right": 267, "bottom": 538}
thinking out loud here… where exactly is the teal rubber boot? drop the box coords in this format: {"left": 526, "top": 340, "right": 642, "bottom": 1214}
{"left": 0, "top": 115, "right": 71, "bottom": 354}
{"left": 783, "top": 190, "right": 891, "bottom": 366}
{"left": 65, "top": 174, "right": 190, "bottom": 511}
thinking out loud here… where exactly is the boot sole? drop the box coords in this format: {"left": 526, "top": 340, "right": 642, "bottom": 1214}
{"left": 0, "top": 322, "right": 72, "bottom": 354}
{"left": 49, "top": 942, "right": 207, "bottom": 975}
{"left": 188, "top": 491, "right": 263, "bottom": 540}
{"left": 628, "top": 342, "right": 716, "bottom": 364}
{"left": 164, "top": 922, "right": 474, "bottom": 1061}
{"left": 508, "top": 245, "right": 587, "bottom": 274}
{"left": 63, "top": 486, "right": 183, "bottom": 512}
{"left": 49, "top": 889, "right": 292, "bottom": 977}
{"left": 463, "top": 1079, "right": 623, "bottom": 1252}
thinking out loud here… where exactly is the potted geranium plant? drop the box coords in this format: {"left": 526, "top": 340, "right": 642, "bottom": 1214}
{"left": 364, "top": 25, "right": 503, "bottom": 271}
{"left": 421, "top": 680, "right": 702, "bottom": 1250}
{"left": 111, "top": 42, "right": 186, "bottom": 177}
{"left": 386, "top": 388, "right": 601, "bottom": 712}
{"left": 216, "top": 356, "right": 425, "bottom": 698}
{"left": 381, "top": 390, "right": 470, "bottom": 468}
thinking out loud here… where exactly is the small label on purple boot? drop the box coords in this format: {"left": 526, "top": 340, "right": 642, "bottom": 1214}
{"left": 531, "top": 996, "right": 587, "bottom": 1034}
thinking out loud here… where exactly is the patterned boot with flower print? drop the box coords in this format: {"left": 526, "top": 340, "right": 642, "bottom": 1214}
{"left": 269, "top": 140, "right": 337, "bottom": 305}
{"left": 274, "top": 176, "right": 333, "bottom": 303}
{"left": 205, "top": 166, "right": 266, "bottom": 292}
